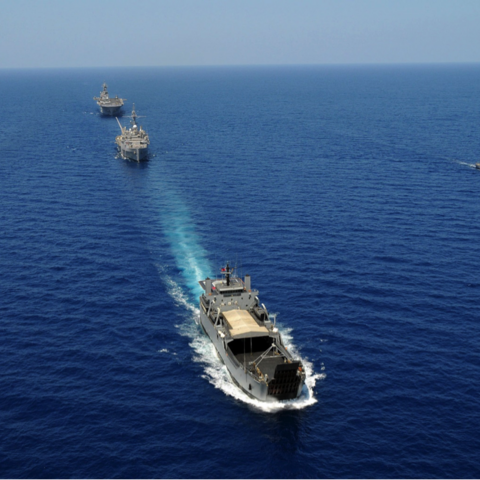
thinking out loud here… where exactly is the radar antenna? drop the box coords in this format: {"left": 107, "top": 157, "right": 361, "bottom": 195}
{"left": 221, "top": 262, "right": 235, "bottom": 286}
{"left": 130, "top": 104, "right": 137, "bottom": 127}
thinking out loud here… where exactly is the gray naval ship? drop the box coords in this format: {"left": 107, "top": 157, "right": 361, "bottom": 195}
{"left": 93, "top": 83, "right": 125, "bottom": 116}
{"left": 199, "top": 264, "right": 306, "bottom": 401}
{"left": 115, "top": 104, "right": 149, "bottom": 162}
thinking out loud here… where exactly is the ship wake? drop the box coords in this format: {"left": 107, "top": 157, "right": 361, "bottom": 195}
{"left": 151, "top": 188, "right": 323, "bottom": 411}
{"left": 451, "top": 159, "right": 477, "bottom": 169}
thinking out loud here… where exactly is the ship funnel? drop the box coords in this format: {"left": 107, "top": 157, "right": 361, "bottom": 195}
{"left": 245, "top": 274, "right": 251, "bottom": 291}
{"left": 205, "top": 277, "right": 212, "bottom": 295}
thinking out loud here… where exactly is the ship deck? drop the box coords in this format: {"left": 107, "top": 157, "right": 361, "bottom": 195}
{"left": 233, "top": 352, "right": 284, "bottom": 380}
{"left": 99, "top": 100, "right": 124, "bottom": 106}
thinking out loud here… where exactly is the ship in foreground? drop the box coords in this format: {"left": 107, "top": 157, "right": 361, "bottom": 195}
{"left": 94, "top": 83, "right": 125, "bottom": 116}
{"left": 115, "top": 104, "right": 149, "bottom": 162}
{"left": 199, "top": 264, "right": 306, "bottom": 401}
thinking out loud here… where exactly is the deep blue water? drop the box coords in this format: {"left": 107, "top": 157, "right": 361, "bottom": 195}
{"left": 1, "top": 64, "right": 480, "bottom": 478}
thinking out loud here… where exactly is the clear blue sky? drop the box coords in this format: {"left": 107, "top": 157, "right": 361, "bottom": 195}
{"left": 1, "top": 0, "right": 480, "bottom": 69}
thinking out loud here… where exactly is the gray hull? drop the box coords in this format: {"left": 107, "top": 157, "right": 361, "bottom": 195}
{"left": 115, "top": 106, "right": 149, "bottom": 162}
{"left": 199, "top": 309, "right": 270, "bottom": 401}
{"left": 198, "top": 267, "right": 306, "bottom": 402}
{"left": 100, "top": 105, "right": 123, "bottom": 116}
{"left": 94, "top": 84, "right": 125, "bottom": 116}
{"left": 199, "top": 308, "right": 304, "bottom": 402}
{"left": 119, "top": 146, "right": 148, "bottom": 162}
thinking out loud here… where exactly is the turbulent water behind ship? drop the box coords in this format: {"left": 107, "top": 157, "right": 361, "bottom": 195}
{"left": 1, "top": 65, "right": 480, "bottom": 478}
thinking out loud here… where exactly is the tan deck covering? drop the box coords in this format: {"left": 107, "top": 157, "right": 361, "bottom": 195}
{"left": 223, "top": 310, "right": 269, "bottom": 339}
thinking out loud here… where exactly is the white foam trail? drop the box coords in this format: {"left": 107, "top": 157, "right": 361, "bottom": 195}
{"left": 452, "top": 159, "right": 477, "bottom": 168}
{"left": 158, "top": 265, "right": 324, "bottom": 412}
{"left": 150, "top": 187, "right": 323, "bottom": 410}
{"left": 158, "top": 195, "right": 210, "bottom": 298}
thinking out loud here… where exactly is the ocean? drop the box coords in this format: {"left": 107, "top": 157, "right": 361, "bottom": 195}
{"left": 0, "top": 64, "right": 479, "bottom": 478}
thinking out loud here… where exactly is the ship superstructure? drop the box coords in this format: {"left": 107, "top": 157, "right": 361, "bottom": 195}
{"left": 199, "top": 264, "right": 305, "bottom": 401}
{"left": 115, "top": 104, "right": 149, "bottom": 162}
{"left": 94, "top": 83, "right": 125, "bottom": 116}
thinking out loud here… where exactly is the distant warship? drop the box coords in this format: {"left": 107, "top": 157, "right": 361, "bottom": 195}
{"left": 94, "top": 83, "right": 125, "bottom": 116}
{"left": 115, "top": 104, "right": 149, "bottom": 162}
{"left": 199, "top": 264, "right": 306, "bottom": 401}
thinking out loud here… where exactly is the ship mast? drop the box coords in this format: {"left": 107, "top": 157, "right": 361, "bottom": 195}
{"left": 131, "top": 104, "right": 137, "bottom": 127}
{"left": 222, "top": 262, "right": 234, "bottom": 286}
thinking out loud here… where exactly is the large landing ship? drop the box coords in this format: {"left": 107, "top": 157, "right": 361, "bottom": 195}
{"left": 115, "top": 104, "right": 149, "bottom": 162}
{"left": 199, "top": 264, "right": 305, "bottom": 401}
{"left": 94, "top": 83, "right": 125, "bottom": 116}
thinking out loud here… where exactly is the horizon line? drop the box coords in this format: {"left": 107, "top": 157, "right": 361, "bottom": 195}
{"left": 1, "top": 61, "right": 480, "bottom": 71}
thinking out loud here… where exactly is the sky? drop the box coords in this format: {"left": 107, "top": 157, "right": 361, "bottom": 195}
{"left": 1, "top": 0, "right": 480, "bottom": 69}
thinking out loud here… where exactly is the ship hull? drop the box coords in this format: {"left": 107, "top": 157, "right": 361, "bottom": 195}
{"left": 199, "top": 309, "right": 270, "bottom": 401}
{"left": 118, "top": 146, "right": 148, "bottom": 162}
{"left": 100, "top": 105, "right": 123, "bottom": 116}
{"left": 199, "top": 308, "right": 304, "bottom": 402}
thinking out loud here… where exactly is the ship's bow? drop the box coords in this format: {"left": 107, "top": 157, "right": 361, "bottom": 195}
{"left": 267, "top": 362, "right": 304, "bottom": 400}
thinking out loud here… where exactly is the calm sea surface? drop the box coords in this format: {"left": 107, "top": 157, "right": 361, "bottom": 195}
{"left": 1, "top": 64, "right": 480, "bottom": 478}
